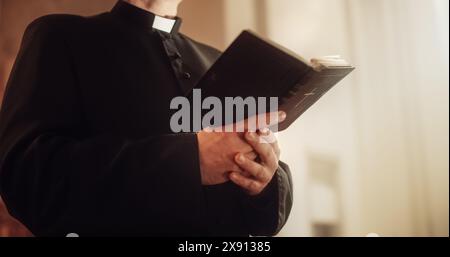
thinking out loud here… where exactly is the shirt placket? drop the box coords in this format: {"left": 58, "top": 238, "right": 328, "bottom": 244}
{"left": 159, "top": 32, "right": 195, "bottom": 95}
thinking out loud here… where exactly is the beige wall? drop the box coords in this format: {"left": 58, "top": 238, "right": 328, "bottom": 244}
{"left": 260, "top": 0, "right": 449, "bottom": 236}
{"left": 262, "top": 0, "right": 361, "bottom": 236}
{"left": 347, "top": 0, "right": 449, "bottom": 236}
{"left": 206, "top": 0, "right": 449, "bottom": 237}
{"left": 179, "top": 0, "right": 226, "bottom": 50}
{"left": 0, "top": 0, "right": 227, "bottom": 96}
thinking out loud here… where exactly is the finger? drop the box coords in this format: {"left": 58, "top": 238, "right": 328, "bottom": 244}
{"left": 258, "top": 129, "right": 278, "bottom": 144}
{"left": 241, "top": 170, "right": 253, "bottom": 178}
{"left": 258, "top": 127, "right": 271, "bottom": 136}
{"left": 272, "top": 141, "right": 281, "bottom": 159}
{"left": 235, "top": 153, "right": 272, "bottom": 182}
{"left": 229, "top": 171, "right": 263, "bottom": 195}
{"left": 244, "top": 132, "right": 278, "bottom": 168}
{"left": 229, "top": 162, "right": 245, "bottom": 173}
{"left": 226, "top": 111, "right": 286, "bottom": 132}
{"left": 229, "top": 132, "right": 254, "bottom": 153}
{"left": 258, "top": 129, "right": 280, "bottom": 158}
{"left": 244, "top": 151, "right": 258, "bottom": 161}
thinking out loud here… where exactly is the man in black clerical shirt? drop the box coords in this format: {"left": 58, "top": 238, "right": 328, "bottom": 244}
{"left": 0, "top": 0, "right": 293, "bottom": 236}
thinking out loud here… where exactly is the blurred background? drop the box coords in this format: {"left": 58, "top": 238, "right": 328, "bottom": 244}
{"left": 0, "top": 0, "right": 448, "bottom": 237}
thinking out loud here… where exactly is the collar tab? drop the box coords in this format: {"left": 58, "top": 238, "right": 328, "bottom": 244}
{"left": 111, "top": 1, "right": 182, "bottom": 34}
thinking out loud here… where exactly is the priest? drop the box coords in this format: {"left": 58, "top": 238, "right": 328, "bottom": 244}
{"left": 0, "top": 0, "right": 293, "bottom": 236}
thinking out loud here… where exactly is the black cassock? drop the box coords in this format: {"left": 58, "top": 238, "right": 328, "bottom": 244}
{"left": 0, "top": 1, "right": 293, "bottom": 236}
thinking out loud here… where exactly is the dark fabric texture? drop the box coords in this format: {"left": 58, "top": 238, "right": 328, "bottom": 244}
{"left": 0, "top": 1, "right": 293, "bottom": 236}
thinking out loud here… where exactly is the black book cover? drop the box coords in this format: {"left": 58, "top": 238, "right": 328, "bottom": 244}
{"left": 196, "top": 30, "right": 355, "bottom": 131}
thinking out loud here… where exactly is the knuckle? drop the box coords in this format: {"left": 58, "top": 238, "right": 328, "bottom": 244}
{"left": 237, "top": 178, "right": 246, "bottom": 187}
{"left": 256, "top": 165, "right": 264, "bottom": 174}
{"left": 245, "top": 180, "right": 254, "bottom": 189}
{"left": 258, "top": 170, "right": 271, "bottom": 183}
{"left": 234, "top": 175, "right": 245, "bottom": 185}
{"left": 264, "top": 173, "right": 273, "bottom": 183}
{"left": 249, "top": 181, "right": 260, "bottom": 191}
{"left": 262, "top": 151, "right": 275, "bottom": 164}
{"left": 248, "top": 132, "right": 259, "bottom": 142}
{"left": 264, "top": 171, "right": 273, "bottom": 182}
{"left": 268, "top": 159, "right": 279, "bottom": 172}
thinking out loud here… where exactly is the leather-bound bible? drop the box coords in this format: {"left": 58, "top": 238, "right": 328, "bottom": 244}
{"left": 197, "top": 30, "right": 355, "bottom": 131}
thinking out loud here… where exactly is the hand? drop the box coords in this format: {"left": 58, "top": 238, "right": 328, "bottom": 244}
{"left": 197, "top": 111, "right": 286, "bottom": 186}
{"left": 197, "top": 131, "right": 257, "bottom": 185}
{"left": 229, "top": 128, "right": 282, "bottom": 196}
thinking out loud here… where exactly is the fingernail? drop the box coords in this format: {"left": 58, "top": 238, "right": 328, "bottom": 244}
{"left": 279, "top": 111, "right": 287, "bottom": 122}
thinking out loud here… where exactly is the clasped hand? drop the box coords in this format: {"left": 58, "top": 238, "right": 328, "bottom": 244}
{"left": 197, "top": 111, "right": 286, "bottom": 195}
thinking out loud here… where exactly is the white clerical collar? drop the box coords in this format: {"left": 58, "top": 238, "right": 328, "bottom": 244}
{"left": 152, "top": 15, "right": 177, "bottom": 33}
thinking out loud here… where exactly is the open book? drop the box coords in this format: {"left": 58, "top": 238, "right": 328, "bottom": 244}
{"left": 196, "top": 30, "right": 355, "bottom": 131}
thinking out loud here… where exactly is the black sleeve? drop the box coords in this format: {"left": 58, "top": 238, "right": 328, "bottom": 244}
{"left": 202, "top": 162, "right": 293, "bottom": 237}
{"left": 242, "top": 161, "right": 293, "bottom": 236}
{"left": 0, "top": 17, "right": 207, "bottom": 236}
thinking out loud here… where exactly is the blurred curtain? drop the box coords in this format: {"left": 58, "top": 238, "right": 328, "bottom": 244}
{"left": 347, "top": 0, "right": 449, "bottom": 236}
{"left": 253, "top": 0, "right": 449, "bottom": 236}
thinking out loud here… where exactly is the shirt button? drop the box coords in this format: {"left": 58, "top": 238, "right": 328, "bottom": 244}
{"left": 183, "top": 72, "right": 191, "bottom": 79}
{"left": 170, "top": 52, "right": 182, "bottom": 60}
